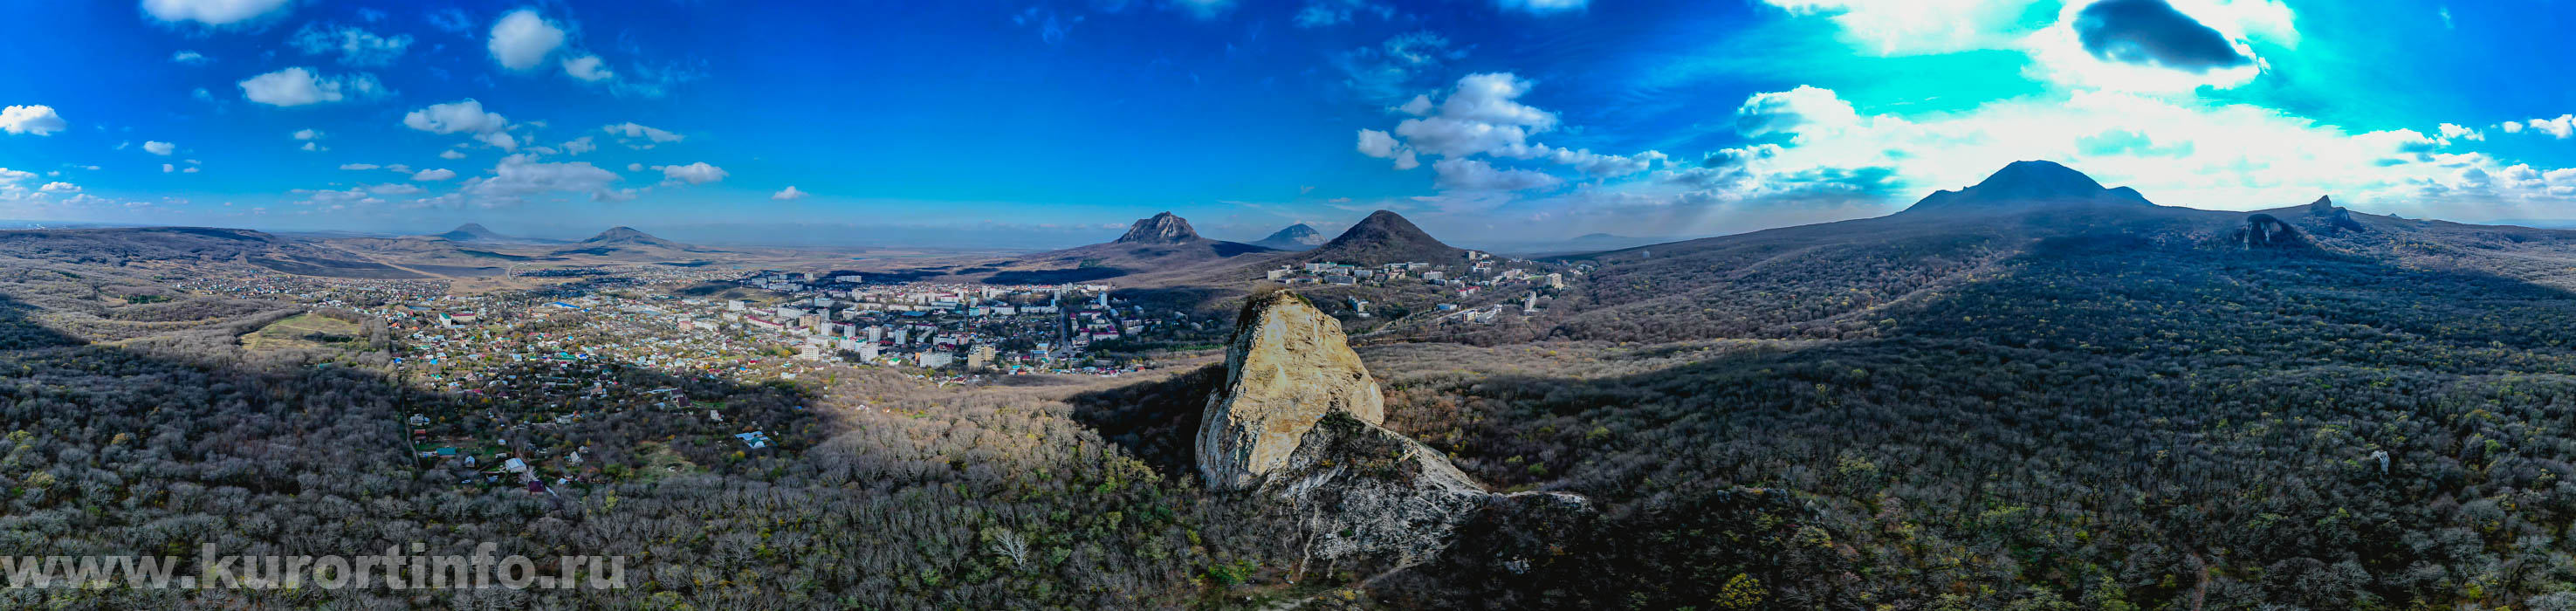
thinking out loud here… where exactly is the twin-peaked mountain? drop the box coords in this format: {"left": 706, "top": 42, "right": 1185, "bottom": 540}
{"left": 551, "top": 226, "right": 720, "bottom": 258}
{"left": 388, "top": 223, "right": 717, "bottom": 262}
{"left": 1498, "top": 159, "right": 2576, "bottom": 345}
{"left": 574, "top": 226, "right": 685, "bottom": 249}
{"left": 434, "top": 223, "right": 514, "bottom": 243}
{"left": 1898, "top": 160, "right": 2156, "bottom": 216}
{"left": 979, "top": 209, "right": 1470, "bottom": 285}
{"left": 1008, "top": 212, "right": 1276, "bottom": 278}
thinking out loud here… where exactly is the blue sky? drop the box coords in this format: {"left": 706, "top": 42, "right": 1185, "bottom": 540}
{"left": 1, "top": 0, "right": 2571, "bottom": 245}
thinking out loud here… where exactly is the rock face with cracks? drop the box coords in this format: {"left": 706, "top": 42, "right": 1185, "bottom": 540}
{"left": 1196, "top": 290, "right": 1386, "bottom": 491}
{"left": 1196, "top": 290, "right": 1583, "bottom": 567}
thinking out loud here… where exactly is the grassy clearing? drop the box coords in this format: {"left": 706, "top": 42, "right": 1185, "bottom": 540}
{"left": 240, "top": 312, "right": 362, "bottom": 352}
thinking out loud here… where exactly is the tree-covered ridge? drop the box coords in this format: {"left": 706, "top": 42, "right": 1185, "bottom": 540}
{"left": 1350, "top": 220, "right": 2576, "bottom": 608}
{"left": 0, "top": 297, "right": 1237, "bottom": 608}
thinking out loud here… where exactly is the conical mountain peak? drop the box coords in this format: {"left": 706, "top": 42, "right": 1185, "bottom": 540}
{"left": 1116, "top": 212, "right": 1202, "bottom": 244}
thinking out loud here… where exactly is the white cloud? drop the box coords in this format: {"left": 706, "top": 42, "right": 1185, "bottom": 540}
{"left": 1, "top": 105, "right": 67, "bottom": 136}
{"left": 560, "top": 136, "right": 597, "bottom": 155}
{"left": 1391, "top": 72, "right": 1558, "bottom": 157}
{"left": 143, "top": 141, "right": 175, "bottom": 155}
{"left": 487, "top": 9, "right": 567, "bottom": 72}
{"left": 459, "top": 154, "right": 629, "bottom": 206}
{"left": 1397, "top": 94, "right": 1434, "bottom": 116}
{"left": 1357, "top": 72, "right": 1661, "bottom": 191}
{"left": 474, "top": 131, "right": 519, "bottom": 151}
{"left": 299, "top": 141, "right": 326, "bottom": 152}
{"left": 338, "top": 163, "right": 379, "bottom": 170}
{"left": 0, "top": 168, "right": 41, "bottom": 202}
{"left": 439, "top": 149, "right": 469, "bottom": 160}
{"left": 1433, "top": 158, "right": 1563, "bottom": 191}
{"left": 402, "top": 100, "right": 509, "bottom": 134}
{"left": 563, "top": 55, "right": 613, "bottom": 82}
{"left": 366, "top": 183, "right": 422, "bottom": 196}
{"left": 290, "top": 187, "right": 381, "bottom": 209}
{"left": 290, "top": 23, "right": 412, "bottom": 67}
{"left": 161, "top": 164, "right": 176, "bottom": 173}
{"left": 2524, "top": 114, "right": 2576, "bottom": 139}
{"left": 412, "top": 168, "right": 458, "bottom": 182}
{"left": 1494, "top": 0, "right": 1586, "bottom": 15}
{"left": 771, "top": 186, "right": 809, "bottom": 201}
{"left": 237, "top": 67, "right": 384, "bottom": 106}
{"left": 38, "top": 182, "right": 79, "bottom": 194}
{"left": 652, "top": 162, "right": 727, "bottom": 185}
{"left": 1548, "top": 148, "right": 1667, "bottom": 178}
{"left": 2438, "top": 123, "right": 2484, "bottom": 142}
{"left": 1626, "top": 85, "right": 2576, "bottom": 223}
{"left": 1335, "top": 31, "right": 1457, "bottom": 103}
{"left": 1734, "top": 85, "right": 1858, "bottom": 136}
{"left": 601, "top": 122, "right": 683, "bottom": 148}
{"left": 1356, "top": 129, "right": 1400, "bottom": 157}
{"left": 1757, "top": 0, "right": 2044, "bottom": 56}
{"left": 141, "top": 0, "right": 292, "bottom": 26}
{"left": 626, "top": 162, "right": 643, "bottom": 171}
{"left": 292, "top": 128, "right": 323, "bottom": 141}
{"left": 1764, "top": 0, "right": 2292, "bottom": 92}
{"left": 170, "top": 51, "right": 209, "bottom": 65}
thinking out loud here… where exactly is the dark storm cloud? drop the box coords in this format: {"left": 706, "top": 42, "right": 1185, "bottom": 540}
{"left": 2074, "top": 0, "right": 2252, "bottom": 73}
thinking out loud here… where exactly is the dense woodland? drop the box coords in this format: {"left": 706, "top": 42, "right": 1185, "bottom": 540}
{"left": 13, "top": 203, "right": 2576, "bottom": 608}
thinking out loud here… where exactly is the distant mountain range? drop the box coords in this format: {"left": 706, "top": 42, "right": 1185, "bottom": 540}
{"left": 427, "top": 223, "right": 565, "bottom": 244}
{"left": 550, "top": 226, "right": 717, "bottom": 257}
{"left": 1510, "top": 159, "right": 2576, "bottom": 344}
{"left": 1250, "top": 223, "right": 1329, "bottom": 251}
{"left": 1899, "top": 160, "right": 2156, "bottom": 216}
{"left": 972, "top": 212, "right": 1277, "bottom": 283}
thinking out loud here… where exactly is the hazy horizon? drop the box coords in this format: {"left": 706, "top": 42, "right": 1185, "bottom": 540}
{"left": 4, "top": 0, "right": 2573, "bottom": 244}
{"left": 17, "top": 2, "right": 2576, "bottom": 608}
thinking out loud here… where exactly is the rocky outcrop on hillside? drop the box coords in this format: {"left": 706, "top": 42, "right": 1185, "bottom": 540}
{"left": 1197, "top": 290, "right": 1582, "bottom": 567}
{"left": 1197, "top": 290, "right": 1386, "bottom": 490}
{"left": 2239, "top": 213, "right": 2309, "bottom": 249}
{"left": 2304, "top": 196, "right": 2366, "bottom": 234}
{"left": 1116, "top": 212, "right": 1201, "bottom": 244}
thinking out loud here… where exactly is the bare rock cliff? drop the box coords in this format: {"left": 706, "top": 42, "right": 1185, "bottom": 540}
{"left": 1196, "top": 290, "right": 1386, "bottom": 490}
{"left": 1197, "top": 290, "right": 1583, "bottom": 567}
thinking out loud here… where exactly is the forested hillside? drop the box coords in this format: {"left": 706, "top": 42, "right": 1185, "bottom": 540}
{"left": 17, "top": 163, "right": 2576, "bottom": 608}
{"left": 1348, "top": 214, "right": 2576, "bottom": 608}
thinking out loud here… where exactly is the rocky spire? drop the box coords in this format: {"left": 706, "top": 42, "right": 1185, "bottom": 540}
{"left": 1192, "top": 290, "right": 1587, "bottom": 570}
